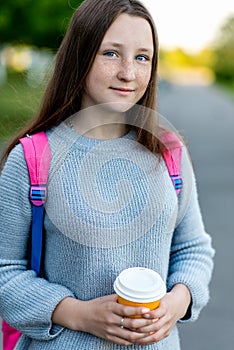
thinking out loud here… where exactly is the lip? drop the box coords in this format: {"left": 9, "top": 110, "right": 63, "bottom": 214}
{"left": 110, "top": 87, "right": 135, "bottom": 95}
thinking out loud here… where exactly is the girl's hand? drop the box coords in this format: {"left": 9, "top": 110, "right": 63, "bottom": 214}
{"left": 133, "top": 284, "right": 191, "bottom": 346}
{"left": 53, "top": 294, "right": 158, "bottom": 345}
{"left": 77, "top": 294, "right": 158, "bottom": 346}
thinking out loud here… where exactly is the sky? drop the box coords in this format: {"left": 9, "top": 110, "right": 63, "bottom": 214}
{"left": 141, "top": 0, "right": 234, "bottom": 52}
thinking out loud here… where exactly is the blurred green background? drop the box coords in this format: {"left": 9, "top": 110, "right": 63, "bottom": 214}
{"left": 0, "top": 0, "right": 234, "bottom": 145}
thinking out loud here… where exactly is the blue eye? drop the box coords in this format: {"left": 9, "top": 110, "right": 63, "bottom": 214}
{"left": 104, "top": 51, "right": 117, "bottom": 57}
{"left": 136, "top": 55, "right": 148, "bottom": 61}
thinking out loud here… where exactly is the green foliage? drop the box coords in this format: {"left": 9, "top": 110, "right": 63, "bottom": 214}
{"left": 0, "top": 0, "right": 84, "bottom": 49}
{"left": 212, "top": 15, "right": 234, "bottom": 82}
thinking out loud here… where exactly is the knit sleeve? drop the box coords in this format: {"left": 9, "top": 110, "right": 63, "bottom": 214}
{"left": 166, "top": 146, "right": 215, "bottom": 322}
{"left": 0, "top": 144, "right": 74, "bottom": 340}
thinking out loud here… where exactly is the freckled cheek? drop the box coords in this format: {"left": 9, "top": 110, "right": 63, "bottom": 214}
{"left": 86, "top": 61, "right": 116, "bottom": 86}
{"left": 137, "top": 69, "right": 151, "bottom": 91}
{"left": 97, "top": 64, "right": 116, "bottom": 80}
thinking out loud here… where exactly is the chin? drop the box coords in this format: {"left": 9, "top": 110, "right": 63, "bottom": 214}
{"left": 101, "top": 101, "right": 135, "bottom": 113}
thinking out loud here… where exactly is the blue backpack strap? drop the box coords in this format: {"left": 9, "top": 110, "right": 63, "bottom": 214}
{"left": 19, "top": 132, "right": 51, "bottom": 275}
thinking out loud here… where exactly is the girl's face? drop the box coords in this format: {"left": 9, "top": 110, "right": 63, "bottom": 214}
{"left": 81, "top": 13, "right": 154, "bottom": 114}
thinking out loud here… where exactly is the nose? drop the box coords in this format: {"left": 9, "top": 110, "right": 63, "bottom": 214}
{"left": 117, "top": 58, "right": 136, "bottom": 82}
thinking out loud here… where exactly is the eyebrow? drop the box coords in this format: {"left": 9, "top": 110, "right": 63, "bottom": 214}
{"left": 101, "top": 42, "right": 153, "bottom": 54}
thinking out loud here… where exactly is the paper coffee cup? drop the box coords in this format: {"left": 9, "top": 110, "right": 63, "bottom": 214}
{"left": 113, "top": 267, "right": 166, "bottom": 317}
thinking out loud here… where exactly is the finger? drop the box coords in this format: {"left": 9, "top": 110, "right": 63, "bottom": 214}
{"left": 106, "top": 316, "right": 154, "bottom": 344}
{"left": 145, "top": 313, "right": 170, "bottom": 330}
{"left": 113, "top": 316, "right": 154, "bottom": 337}
{"left": 112, "top": 314, "right": 155, "bottom": 334}
{"left": 123, "top": 316, "right": 157, "bottom": 331}
{"left": 104, "top": 316, "right": 151, "bottom": 343}
{"left": 136, "top": 310, "right": 172, "bottom": 335}
{"left": 136, "top": 327, "right": 170, "bottom": 345}
{"left": 118, "top": 327, "right": 153, "bottom": 343}
{"left": 136, "top": 319, "right": 171, "bottom": 345}
{"left": 135, "top": 331, "right": 161, "bottom": 345}
{"left": 142, "top": 303, "right": 167, "bottom": 320}
{"left": 96, "top": 294, "right": 118, "bottom": 303}
{"left": 115, "top": 303, "right": 151, "bottom": 318}
{"left": 134, "top": 321, "right": 158, "bottom": 334}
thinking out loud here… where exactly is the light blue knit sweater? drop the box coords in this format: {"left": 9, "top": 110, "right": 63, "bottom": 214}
{"left": 0, "top": 122, "right": 214, "bottom": 349}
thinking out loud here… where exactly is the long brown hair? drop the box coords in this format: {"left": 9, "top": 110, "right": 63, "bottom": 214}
{"left": 1, "top": 0, "right": 164, "bottom": 169}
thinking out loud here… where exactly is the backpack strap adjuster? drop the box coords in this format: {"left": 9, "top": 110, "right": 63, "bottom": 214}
{"left": 170, "top": 175, "right": 183, "bottom": 194}
{"left": 30, "top": 185, "right": 47, "bottom": 206}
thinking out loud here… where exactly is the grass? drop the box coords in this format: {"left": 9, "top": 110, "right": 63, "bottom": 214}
{"left": 0, "top": 74, "right": 44, "bottom": 145}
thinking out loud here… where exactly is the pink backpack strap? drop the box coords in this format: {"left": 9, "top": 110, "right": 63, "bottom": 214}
{"left": 19, "top": 131, "right": 51, "bottom": 206}
{"left": 2, "top": 132, "right": 51, "bottom": 350}
{"left": 19, "top": 131, "right": 51, "bottom": 274}
{"left": 160, "top": 130, "right": 183, "bottom": 195}
{"left": 2, "top": 319, "right": 21, "bottom": 350}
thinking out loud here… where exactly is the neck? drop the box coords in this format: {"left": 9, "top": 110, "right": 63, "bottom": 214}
{"left": 70, "top": 108, "right": 128, "bottom": 140}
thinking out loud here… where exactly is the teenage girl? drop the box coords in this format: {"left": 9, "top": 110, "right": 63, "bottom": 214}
{"left": 0, "top": 1, "right": 214, "bottom": 349}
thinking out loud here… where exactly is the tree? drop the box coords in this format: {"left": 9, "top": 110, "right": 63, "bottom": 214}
{"left": 0, "top": 0, "right": 84, "bottom": 49}
{"left": 212, "top": 15, "right": 234, "bottom": 82}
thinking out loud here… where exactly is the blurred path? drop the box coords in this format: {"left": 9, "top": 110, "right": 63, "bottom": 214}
{"left": 1, "top": 84, "right": 234, "bottom": 349}
{"left": 159, "top": 83, "right": 234, "bottom": 350}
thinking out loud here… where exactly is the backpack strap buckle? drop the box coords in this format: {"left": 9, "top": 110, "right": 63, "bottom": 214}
{"left": 170, "top": 175, "right": 183, "bottom": 194}
{"left": 30, "top": 185, "right": 47, "bottom": 206}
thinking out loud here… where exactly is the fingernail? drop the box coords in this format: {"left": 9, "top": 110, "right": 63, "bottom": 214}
{"left": 141, "top": 308, "right": 150, "bottom": 313}
{"left": 143, "top": 313, "right": 151, "bottom": 318}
